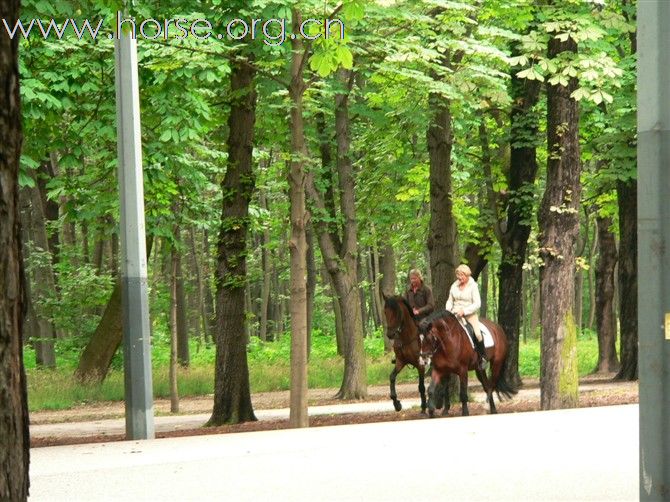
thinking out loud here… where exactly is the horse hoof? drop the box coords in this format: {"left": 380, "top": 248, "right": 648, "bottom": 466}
{"left": 428, "top": 409, "right": 435, "bottom": 418}
{"left": 393, "top": 401, "right": 402, "bottom": 412}
{"left": 420, "top": 408, "right": 427, "bottom": 415}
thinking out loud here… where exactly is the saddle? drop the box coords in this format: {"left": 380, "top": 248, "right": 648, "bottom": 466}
{"left": 454, "top": 316, "right": 494, "bottom": 348}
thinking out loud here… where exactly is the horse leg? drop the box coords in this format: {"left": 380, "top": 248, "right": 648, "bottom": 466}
{"left": 475, "top": 367, "right": 496, "bottom": 414}
{"left": 390, "top": 365, "right": 403, "bottom": 412}
{"left": 440, "top": 376, "right": 451, "bottom": 416}
{"left": 459, "top": 371, "right": 469, "bottom": 416}
{"left": 427, "top": 369, "right": 440, "bottom": 418}
{"left": 418, "top": 366, "right": 427, "bottom": 414}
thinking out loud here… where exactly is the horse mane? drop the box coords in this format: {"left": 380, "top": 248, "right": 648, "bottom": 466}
{"left": 418, "top": 309, "right": 455, "bottom": 333}
{"left": 385, "top": 295, "right": 417, "bottom": 323}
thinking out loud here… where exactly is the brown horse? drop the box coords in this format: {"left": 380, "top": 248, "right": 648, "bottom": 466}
{"left": 383, "top": 295, "right": 429, "bottom": 413}
{"left": 418, "top": 309, "right": 517, "bottom": 417}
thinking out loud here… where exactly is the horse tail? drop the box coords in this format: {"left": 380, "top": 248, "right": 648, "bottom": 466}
{"left": 494, "top": 352, "right": 519, "bottom": 401}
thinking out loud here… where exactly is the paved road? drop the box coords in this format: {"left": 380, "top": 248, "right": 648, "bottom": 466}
{"left": 29, "top": 404, "right": 638, "bottom": 501}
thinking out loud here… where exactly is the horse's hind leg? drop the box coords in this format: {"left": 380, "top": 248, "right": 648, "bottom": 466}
{"left": 418, "top": 367, "right": 427, "bottom": 414}
{"left": 390, "top": 366, "right": 402, "bottom": 412}
{"left": 459, "top": 371, "right": 469, "bottom": 416}
{"left": 475, "top": 368, "right": 496, "bottom": 414}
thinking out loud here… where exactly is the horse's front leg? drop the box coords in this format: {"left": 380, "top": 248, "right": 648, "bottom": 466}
{"left": 427, "top": 369, "right": 439, "bottom": 418}
{"left": 418, "top": 366, "right": 427, "bottom": 414}
{"left": 389, "top": 365, "right": 403, "bottom": 412}
{"left": 459, "top": 370, "right": 469, "bottom": 416}
{"left": 440, "top": 376, "right": 451, "bottom": 416}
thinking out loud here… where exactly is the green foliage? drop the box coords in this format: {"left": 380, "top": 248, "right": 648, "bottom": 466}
{"left": 25, "top": 244, "right": 114, "bottom": 340}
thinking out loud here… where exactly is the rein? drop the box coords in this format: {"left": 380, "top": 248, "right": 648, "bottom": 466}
{"left": 422, "top": 317, "right": 455, "bottom": 358}
{"left": 387, "top": 299, "right": 420, "bottom": 349}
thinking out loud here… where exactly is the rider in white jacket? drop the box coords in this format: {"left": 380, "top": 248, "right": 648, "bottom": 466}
{"left": 446, "top": 264, "right": 487, "bottom": 369}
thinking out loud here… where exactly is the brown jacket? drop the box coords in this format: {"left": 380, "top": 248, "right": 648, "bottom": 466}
{"left": 404, "top": 283, "right": 435, "bottom": 320}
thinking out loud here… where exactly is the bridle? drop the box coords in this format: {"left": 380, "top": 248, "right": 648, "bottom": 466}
{"left": 387, "top": 318, "right": 403, "bottom": 340}
{"left": 419, "top": 315, "right": 455, "bottom": 360}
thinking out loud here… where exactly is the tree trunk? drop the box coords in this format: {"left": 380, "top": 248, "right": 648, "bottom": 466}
{"left": 530, "top": 272, "right": 541, "bottom": 339}
{"left": 369, "top": 243, "right": 383, "bottom": 329}
{"left": 208, "top": 53, "right": 257, "bottom": 426}
{"left": 37, "top": 155, "right": 60, "bottom": 270}
{"left": 357, "top": 252, "right": 368, "bottom": 333}
{"left": 74, "top": 237, "right": 153, "bottom": 382}
{"left": 594, "top": 216, "right": 619, "bottom": 373}
{"left": 587, "top": 219, "right": 598, "bottom": 330}
{"left": 175, "top": 228, "right": 189, "bottom": 367}
{"left": 18, "top": 192, "right": 38, "bottom": 348}
{"left": 75, "top": 281, "right": 122, "bottom": 381}
{"left": 111, "top": 230, "right": 118, "bottom": 276}
{"left": 573, "top": 224, "right": 587, "bottom": 331}
{"left": 480, "top": 265, "right": 488, "bottom": 319}
{"left": 379, "top": 242, "right": 395, "bottom": 352}
{"left": 287, "top": 11, "right": 310, "bottom": 427}
{"left": 0, "top": 3, "right": 31, "bottom": 493}
{"left": 189, "top": 226, "right": 209, "bottom": 343}
{"left": 307, "top": 69, "right": 367, "bottom": 400}
{"left": 329, "top": 272, "right": 345, "bottom": 356}
{"left": 574, "top": 265, "right": 583, "bottom": 332}
{"left": 169, "top": 243, "right": 180, "bottom": 413}
{"left": 93, "top": 234, "right": 105, "bottom": 275}
{"left": 539, "top": 35, "right": 581, "bottom": 410}
{"left": 202, "top": 230, "right": 215, "bottom": 342}
{"left": 498, "top": 55, "right": 541, "bottom": 388}
{"left": 82, "top": 220, "right": 89, "bottom": 264}
{"left": 258, "top": 191, "right": 271, "bottom": 342}
{"left": 427, "top": 93, "right": 458, "bottom": 308}
{"left": 27, "top": 185, "right": 57, "bottom": 364}
{"left": 306, "top": 222, "right": 317, "bottom": 357}
{"left": 615, "top": 178, "right": 637, "bottom": 380}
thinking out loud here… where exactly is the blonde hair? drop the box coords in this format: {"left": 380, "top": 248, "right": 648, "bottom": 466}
{"left": 409, "top": 269, "right": 423, "bottom": 282}
{"left": 455, "top": 264, "right": 472, "bottom": 277}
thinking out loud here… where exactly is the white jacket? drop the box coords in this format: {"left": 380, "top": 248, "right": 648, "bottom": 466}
{"left": 445, "top": 277, "right": 481, "bottom": 316}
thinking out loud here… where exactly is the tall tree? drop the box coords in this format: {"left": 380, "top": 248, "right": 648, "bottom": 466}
{"left": 538, "top": 29, "right": 581, "bottom": 410}
{"left": 287, "top": 7, "right": 310, "bottom": 427}
{"left": 208, "top": 52, "right": 258, "bottom": 425}
{"left": 615, "top": 176, "right": 637, "bottom": 380}
{"left": 594, "top": 215, "right": 619, "bottom": 373}
{"left": 0, "top": 0, "right": 30, "bottom": 495}
{"left": 497, "top": 49, "right": 541, "bottom": 388}
{"left": 307, "top": 69, "right": 367, "bottom": 399}
{"left": 614, "top": 1, "right": 637, "bottom": 381}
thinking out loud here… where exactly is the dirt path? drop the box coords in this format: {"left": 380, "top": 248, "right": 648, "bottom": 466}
{"left": 31, "top": 374, "right": 638, "bottom": 432}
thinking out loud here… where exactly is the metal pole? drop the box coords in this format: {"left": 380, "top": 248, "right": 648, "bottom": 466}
{"left": 115, "top": 28, "right": 155, "bottom": 440}
{"left": 638, "top": 1, "right": 669, "bottom": 498}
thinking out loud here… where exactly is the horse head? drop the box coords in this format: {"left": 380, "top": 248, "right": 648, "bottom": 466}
{"left": 383, "top": 295, "right": 413, "bottom": 340}
{"left": 418, "top": 319, "right": 442, "bottom": 367}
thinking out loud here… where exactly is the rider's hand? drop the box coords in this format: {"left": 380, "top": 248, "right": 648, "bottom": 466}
{"left": 457, "top": 309, "right": 465, "bottom": 317}
{"left": 413, "top": 308, "right": 420, "bottom": 315}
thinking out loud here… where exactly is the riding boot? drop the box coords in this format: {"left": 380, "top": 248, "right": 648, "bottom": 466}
{"left": 474, "top": 338, "right": 488, "bottom": 370}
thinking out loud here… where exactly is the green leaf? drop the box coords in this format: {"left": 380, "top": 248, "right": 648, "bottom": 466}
{"left": 336, "top": 46, "right": 353, "bottom": 69}
{"left": 159, "top": 129, "right": 172, "bottom": 142}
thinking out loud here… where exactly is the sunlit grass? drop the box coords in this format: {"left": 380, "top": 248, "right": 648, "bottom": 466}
{"left": 519, "top": 329, "right": 601, "bottom": 378}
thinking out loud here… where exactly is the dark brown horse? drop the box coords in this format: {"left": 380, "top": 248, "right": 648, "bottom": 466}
{"left": 383, "top": 295, "right": 429, "bottom": 413}
{"left": 418, "top": 309, "right": 517, "bottom": 417}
